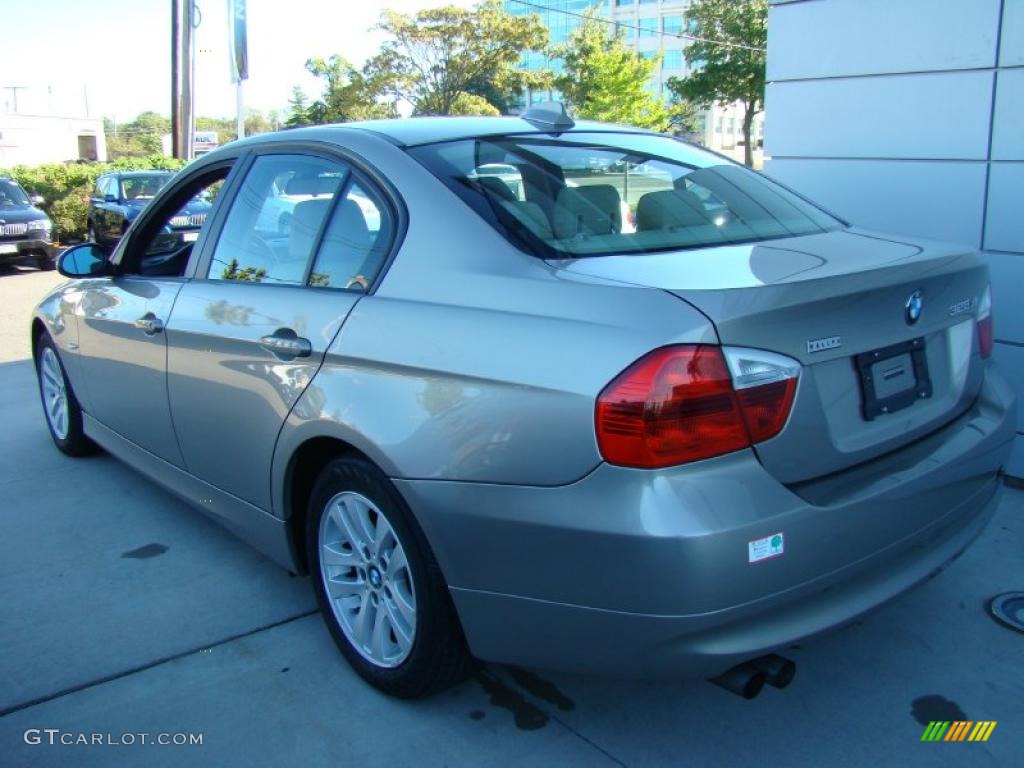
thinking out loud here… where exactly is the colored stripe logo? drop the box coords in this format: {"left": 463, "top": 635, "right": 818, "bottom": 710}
{"left": 921, "top": 721, "right": 997, "bottom": 742}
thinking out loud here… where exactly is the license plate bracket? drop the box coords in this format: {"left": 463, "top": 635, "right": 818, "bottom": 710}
{"left": 855, "top": 337, "right": 932, "bottom": 421}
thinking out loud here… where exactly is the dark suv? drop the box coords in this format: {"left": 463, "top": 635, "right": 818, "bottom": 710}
{"left": 88, "top": 170, "right": 212, "bottom": 249}
{"left": 0, "top": 176, "right": 55, "bottom": 270}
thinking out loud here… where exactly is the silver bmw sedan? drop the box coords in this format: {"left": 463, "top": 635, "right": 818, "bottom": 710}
{"left": 32, "top": 106, "right": 1016, "bottom": 699}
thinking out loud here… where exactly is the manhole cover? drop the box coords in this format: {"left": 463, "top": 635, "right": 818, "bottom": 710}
{"left": 989, "top": 592, "right": 1024, "bottom": 633}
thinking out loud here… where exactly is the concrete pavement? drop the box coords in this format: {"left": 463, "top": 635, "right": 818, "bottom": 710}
{"left": 1, "top": 267, "right": 1021, "bottom": 766}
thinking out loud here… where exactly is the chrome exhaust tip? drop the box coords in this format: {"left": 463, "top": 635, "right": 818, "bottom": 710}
{"left": 750, "top": 653, "right": 796, "bottom": 689}
{"left": 710, "top": 663, "right": 766, "bottom": 699}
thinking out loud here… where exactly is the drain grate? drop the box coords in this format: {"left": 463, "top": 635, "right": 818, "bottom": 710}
{"left": 989, "top": 592, "right": 1024, "bottom": 633}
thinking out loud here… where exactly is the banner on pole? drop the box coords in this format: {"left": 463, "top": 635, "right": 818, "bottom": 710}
{"left": 228, "top": 0, "right": 248, "bottom": 82}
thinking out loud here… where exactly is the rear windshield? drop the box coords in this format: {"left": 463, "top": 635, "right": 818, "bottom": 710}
{"left": 408, "top": 132, "right": 843, "bottom": 258}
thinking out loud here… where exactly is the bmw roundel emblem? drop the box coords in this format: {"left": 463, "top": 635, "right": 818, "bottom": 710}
{"left": 905, "top": 290, "right": 923, "bottom": 325}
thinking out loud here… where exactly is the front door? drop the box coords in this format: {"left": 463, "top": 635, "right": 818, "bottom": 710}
{"left": 75, "top": 274, "right": 185, "bottom": 463}
{"left": 165, "top": 151, "right": 396, "bottom": 510}
{"left": 74, "top": 162, "right": 238, "bottom": 465}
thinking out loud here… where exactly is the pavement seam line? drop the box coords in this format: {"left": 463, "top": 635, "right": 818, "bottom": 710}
{"left": 0, "top": 609, "right": 318, "bottom": 718}
{"left": 548, "top": 711, "right": 630, "bottom": 768}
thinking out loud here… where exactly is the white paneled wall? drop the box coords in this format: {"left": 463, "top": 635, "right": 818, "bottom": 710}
{"left": 765, "top": 0, "right": 1024, "bottom": 476}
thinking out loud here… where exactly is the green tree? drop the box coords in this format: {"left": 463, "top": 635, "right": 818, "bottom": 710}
{"left": 666, "top": 0, "right": 767, "bottom": 166}
{"left": 220, "top": 258, "right": 267, "bottom": 283}
{"left": 554, "top": 14, "right": 692, "bottom": 132}
{"left": 367, "top": 0, "right": 548, "bottom": 116}
{"left": 244, "top": 109, "right": 276, "bottom": 136}
{"left": 105, "top": 111, "right": 170, "bottom": 158}
{"left": 304, "top": 55, "right": 398, "bottom": 124}
{"left": 285, "top": 85, "right": 311, "bottom": 128}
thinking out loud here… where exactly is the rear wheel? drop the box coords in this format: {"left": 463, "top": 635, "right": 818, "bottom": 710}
{"left": 86, "top": 222, "right": 97, "bottom": 243}
{"left": 36, "top": 335, "right": 96, "bottom": 456}
{"left": 307, "top": 456, "right": 472, "bottom": 698}
{"left": 37, "top": 254, "right": 55, "bottom": 271}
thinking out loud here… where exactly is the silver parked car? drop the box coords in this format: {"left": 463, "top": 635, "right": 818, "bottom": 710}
{"left": 32, "top": 106, "right": 1016, "bottom": 699}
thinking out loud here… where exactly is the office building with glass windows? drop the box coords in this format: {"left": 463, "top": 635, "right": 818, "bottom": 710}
{"left": 506, "top": 0, "right": 696, "bottom": 102}
{"left": 504, "top": 0, "right": 764, "bottom": 163}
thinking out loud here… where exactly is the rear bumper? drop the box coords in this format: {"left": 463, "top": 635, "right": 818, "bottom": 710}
{"left": 395, "top": 365, "right": 1016, "bottom": 678}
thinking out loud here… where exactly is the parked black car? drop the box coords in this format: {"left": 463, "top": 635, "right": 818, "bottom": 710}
{"left": 0, "top": 176, "right": 55, "bottom": 271}
{"left": 87, "top": 170, "right": 212, "bottom": 249}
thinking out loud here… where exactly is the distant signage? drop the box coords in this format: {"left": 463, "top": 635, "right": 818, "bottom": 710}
{"left": 194, "top": 131, "right": 219, "bottom": 155}
{"left": 228, "top": 0, "right": 248, "bottom": 82}
{"left": 161, "top": 130, "right": 221, "bottom": 157}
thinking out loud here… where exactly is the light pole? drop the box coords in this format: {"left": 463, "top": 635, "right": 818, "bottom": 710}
{"left": 229, "top": 0, "right": 249, "bottom": 140}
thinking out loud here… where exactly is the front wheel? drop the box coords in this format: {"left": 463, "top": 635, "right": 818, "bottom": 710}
{"left": 307, "top": 457, "right": 472, "bottom": 698}
{"left": 36, "top": 334, "right": 96, "bottom": 456}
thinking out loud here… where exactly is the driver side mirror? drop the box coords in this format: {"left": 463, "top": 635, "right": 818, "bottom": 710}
{"left": 58, "top": 243, "right": 110, "bottom": 278}
{"left": 30, "top": 194, "right": 45, "bottom": 206}
{"left": 104, "top": 194, "right": 118, "bottom": 203}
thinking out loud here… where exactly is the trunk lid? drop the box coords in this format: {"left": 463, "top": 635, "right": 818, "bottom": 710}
{"left": 552, "top": 228, "right": 989, "bottom": 483}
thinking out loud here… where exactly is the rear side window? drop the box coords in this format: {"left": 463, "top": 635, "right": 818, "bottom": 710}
{"left": 409, "top": 132, "right": 842, "bottom": 258}
{"left": 307, "top": 181, "right": 394, "bottom": 291}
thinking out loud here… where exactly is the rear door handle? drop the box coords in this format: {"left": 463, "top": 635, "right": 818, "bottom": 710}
{"left": 134, "top": 313, "right": 164, "bottom": 335}
{"left": 259, "top": 328, "right": 312, "bottom": 360}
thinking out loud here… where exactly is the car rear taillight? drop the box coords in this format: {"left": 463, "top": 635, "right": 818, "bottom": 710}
{"left": 722, "top": 347, "right": 801, "bottom": 443}
{"left": 977, "top": 284, "right": 993, "bottom": 359}
{"left": 596, "top": 345, "right": 800, "bottom": 469}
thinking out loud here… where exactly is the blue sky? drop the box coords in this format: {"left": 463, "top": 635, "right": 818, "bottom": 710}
{"left": 0, "top": 0, "right": 475, "bottom": 121}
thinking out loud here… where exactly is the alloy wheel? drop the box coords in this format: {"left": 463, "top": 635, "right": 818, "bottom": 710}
{"left": 40, "top": 347, "right": 69, "bottom": 440}
{"left": 318, "top": 491, "right": 417, "bottom": 668}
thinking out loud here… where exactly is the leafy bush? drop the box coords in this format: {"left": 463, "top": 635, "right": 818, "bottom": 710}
{"left": 0, "top": 156, "right": 187, "bottom": 241}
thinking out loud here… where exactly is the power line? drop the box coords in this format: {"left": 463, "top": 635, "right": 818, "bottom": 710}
{"left": 507, "top": 0, "right": 766, "bottom": 52}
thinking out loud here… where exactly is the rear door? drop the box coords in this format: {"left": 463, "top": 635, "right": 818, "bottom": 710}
{"left": 165, "top": 149, "right": 397, "bottom": 510}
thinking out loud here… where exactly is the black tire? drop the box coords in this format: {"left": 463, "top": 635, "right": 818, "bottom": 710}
{"left": 86, "top": 222, "right": 97, "bottom": 243}
{"left": 36, "top": 334, "right": 97, "bottom": 456}
{"left": 37, "top": 255, "right": 56, "bottom": 271}
{"left": 307, "top": 456, "right": 472, "bottom": 698}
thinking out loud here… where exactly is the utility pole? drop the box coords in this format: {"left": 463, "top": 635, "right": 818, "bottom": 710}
{"left": 171, "top": 0, "right": 195, "bottom": 160}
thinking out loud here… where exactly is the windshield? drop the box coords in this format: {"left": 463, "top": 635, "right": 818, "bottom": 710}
{"left": 0, "top": 179, "right": 31, "bottom": 207}
{"left": 122, "top": 175, "right": 171, "bottom": 201}
{"left": 409, "top": 132, "right": 843, "bottom": 258}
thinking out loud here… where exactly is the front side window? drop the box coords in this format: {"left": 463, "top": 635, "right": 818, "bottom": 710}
{"left": 207, "top": 154, "right": 346, "bottom": 285}
{"left": 119, "top": 167, "right": 231, "bottom": 277}
{"left": 409, "top": 132, "right": 842, "bottom": 258}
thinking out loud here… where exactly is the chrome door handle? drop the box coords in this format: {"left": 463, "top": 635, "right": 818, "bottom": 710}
{"left": 134, "top": 313, "right": 164, "bottom": 335}
{"left": 259, "top": 329, "right": 312, "bottom": 360}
